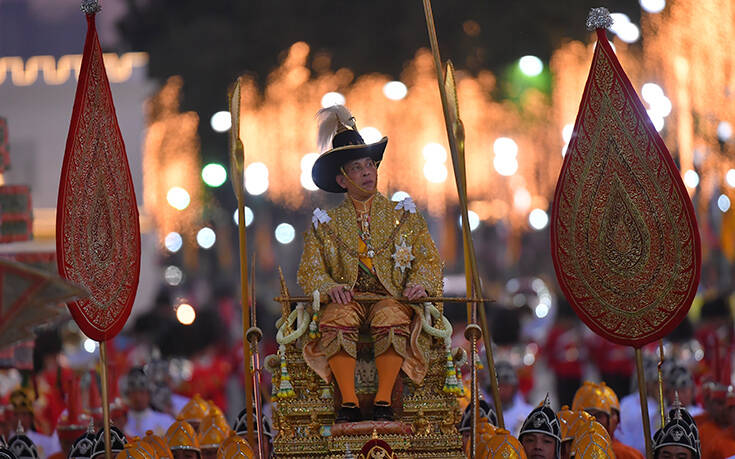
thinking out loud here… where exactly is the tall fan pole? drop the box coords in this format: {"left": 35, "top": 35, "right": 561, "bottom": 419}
{"left": 229, "top": 78, "right": 256, "bottom": 450}
{"left": 635, "top": 348, "right": 654, "bottom": 459}
{"left": 99, "top": 342, "right": 112, "bottom": 459}
{"left": 657, "top": 341, "right": 665, "bottom": 428}
{"left": 250, "top": 257, "right": 265, "bottom": 458}
{"left": 420, "top": 0, "right": 504, "bottom": 432}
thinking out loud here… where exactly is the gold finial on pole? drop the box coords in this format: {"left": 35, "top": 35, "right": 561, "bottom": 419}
{"left": 229, "top": 77, "right": 256, "bottom": 450}
{"left": 420, "top": 0, "right": 504, "bottom": 437}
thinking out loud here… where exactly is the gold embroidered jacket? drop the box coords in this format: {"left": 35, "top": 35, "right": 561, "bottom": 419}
{"left": 297, "top": 193, "right": 443, "bottom": 299}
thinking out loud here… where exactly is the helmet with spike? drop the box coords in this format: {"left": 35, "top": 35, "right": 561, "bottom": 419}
{"left": 69, "top": 420, "right": 97, "bottom": 459}
{"left": 519, "top": 395, "right": 561, "bottom": 459}
{"left": 7, "top": 423, "right": 37, "bottom": 459}
{"left": 91, "top": 426, "right": 127, "bottom": 459}
{"left": 654, "top": 402, "right": 699, "bottom": 459}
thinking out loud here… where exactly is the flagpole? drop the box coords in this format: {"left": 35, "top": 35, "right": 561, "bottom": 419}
{"left": 635, "top": 348, "right": 653, "bottom": 459}
{"left": 420, "top": 0, "right": 505, "bottom": 432}
{"left": 657, "top": 341, "right": 665, "bottom": 428}
{"left": 249, "top": 257, "right": 265, "bottom": 458}
{"left": 229, "top": 78, "right": 256, "bottom": 450}
{"left": 99, "top": 342, "right": 112, "bottom": 459}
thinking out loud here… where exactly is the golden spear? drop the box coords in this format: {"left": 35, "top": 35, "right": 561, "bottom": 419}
{"left": 421, "top": 0, "right": 505, "bottom": 444}
{"left": 229, "top": 78, "right": 256, "bottom": 450}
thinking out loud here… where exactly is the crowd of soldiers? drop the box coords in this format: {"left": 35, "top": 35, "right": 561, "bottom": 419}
{"left": 1, "top": 358, "right": 735, "bottom": 458}
{"left": 462, "top": 381, "right": 700, "bottom": 459}
{"left": 0, "top": 366, "right": 269, "bottom": 459}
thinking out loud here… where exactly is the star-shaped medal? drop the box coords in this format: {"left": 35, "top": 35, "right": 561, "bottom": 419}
{"left": 391, "top": 237, "right": 415, "bottom": 273}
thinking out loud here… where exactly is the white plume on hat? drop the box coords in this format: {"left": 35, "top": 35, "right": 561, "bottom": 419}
{"left": 316, "top": 105, "right": 356, "bottom": 153}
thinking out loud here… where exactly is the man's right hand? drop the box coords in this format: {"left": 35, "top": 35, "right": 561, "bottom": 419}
{"left": 328, "top": 285, "right": 353, "bottom": 305}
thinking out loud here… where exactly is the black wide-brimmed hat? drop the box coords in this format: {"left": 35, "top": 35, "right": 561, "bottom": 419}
{"left": 311, "top": 105, "right": 387, "bottom": 193}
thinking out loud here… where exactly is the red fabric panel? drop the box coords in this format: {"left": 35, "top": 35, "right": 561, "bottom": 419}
{"left": 550, "top": 29, "right": 701, "bottom": 348}
{"left": 56, "top": 13, "right": 140, "bottom": 342}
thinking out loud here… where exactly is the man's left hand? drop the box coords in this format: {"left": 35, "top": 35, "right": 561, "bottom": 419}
{"left": 403, "top": 284, "right": 427, "bottom": 301}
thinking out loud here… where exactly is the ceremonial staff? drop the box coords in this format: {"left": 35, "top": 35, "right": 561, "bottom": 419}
{"left": 249, "top": 257, "right": 266, "bottom": 458}
{"left": 228, "top": 78, "right": 257, "bottom": 451}
{"left": 57, "top": 2, "right": 142, "bottom": 459}
{"left": 420, "top": 1, "right": 505, "bottom": 456}
{"left": 551, "top": 9, "right": 701, "bottom": 458}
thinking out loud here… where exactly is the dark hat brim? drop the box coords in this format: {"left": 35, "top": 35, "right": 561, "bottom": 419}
{"left": 311, "top": 137, "right": 387, "bottom": 193}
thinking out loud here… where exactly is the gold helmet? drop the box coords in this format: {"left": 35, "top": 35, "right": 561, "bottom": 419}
{"left": 206, "top": 401, "right": 224, "bottom": 419}
{"left": 131, "top": 437, "right": 160, "bottom": 459}
{"left": 216, "top": 435, "right": 254, "bottom": 459}
{"left": 114, "top": 444, "right": 155, "bottom": 459}
{"left": 10, "top": 388, "right": 34, "bottom": 413}
{"left": 477, "top": 417, "right": 496, "bottom": 437}
{"left": 477, "top": 428, "right": 528, "bottom": 459}
{"left": 559, "top": 407, "right": 595, "bottom": 442}
{"left": 198, "top": 414, "right": 231, "bottom": 450}
{"left": 165, "top": 421, "right": 200, "bottom": 453}
{"left": 570, "top": 420, "right": 614, "bottom": 459}
{"left": 143, "top": 431, "right": 172, "bottom": 459}
{"left": 464, "top": 418, "right": 497, "bottom": 457}
{"left": 178, "top": 395, "right": 209, "bottom": 425}
{"left": 558, "top": 405, "right": 576, "bottom": 442}
{"left": 598, "top": 383, "right": 620, "bottom": 414}
{"left": 572, "top": 382, "right": 611, "bottom": 415}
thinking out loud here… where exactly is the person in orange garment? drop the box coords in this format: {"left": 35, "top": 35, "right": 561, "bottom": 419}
{"left": 572, "top": 381, "right": 644, "bottom": 459}
{"left": 696, "top": 381, "right": 729, "bottom": 459}
{"left": 702, "top": 387, "right": 735, "bottom": 459}
{"left": 599, "top": 382, "right": 645, "bottom": 459}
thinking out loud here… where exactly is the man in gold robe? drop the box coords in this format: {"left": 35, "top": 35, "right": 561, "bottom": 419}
{"left": 297, "top": 105, "right": 443, "bottom": 422}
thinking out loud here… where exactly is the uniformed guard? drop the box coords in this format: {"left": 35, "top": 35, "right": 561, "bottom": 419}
{"left": 518, "top": 396, "right": 561, "bottom": 459}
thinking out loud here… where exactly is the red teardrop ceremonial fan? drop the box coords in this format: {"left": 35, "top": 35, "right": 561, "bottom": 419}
{"left": 550, "top": 9, "right": 701, "bottom": 349}
{"left": 56, "top": 1, "right": 140, "bottom": 342}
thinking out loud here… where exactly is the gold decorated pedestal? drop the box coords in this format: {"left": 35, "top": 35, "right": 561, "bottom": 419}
{"left": 268, "top": 329, "right": 465, "bottom": 458}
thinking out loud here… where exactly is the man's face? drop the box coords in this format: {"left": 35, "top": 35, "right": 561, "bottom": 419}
{"left": 657, "top": 445, "right": 692, "bottom": 459}
{"left": 172, "top": 450, "right": 199, "bottom": 459}
{"left": 498, "top": 383, "right": 516, "bottom": 407}
{"left": 520, "top": 432, "right": 556, "bottom": 459}
{"left": 560, "top": 439, "right": 572, "bottom": 459}
{"left": 200, "top": 447, "right": 217, "bottom": 459}
{"left": 585, "top": 409, "right": 610, "bottom": 432}
{"left": 335, "top": 157, "right": 377, "bottom": 199}
{"left": 608, "top": 410, "right": 620, "bottom": 436}
{"left": 127, "top": 389, "right": 150, "bottom": 412}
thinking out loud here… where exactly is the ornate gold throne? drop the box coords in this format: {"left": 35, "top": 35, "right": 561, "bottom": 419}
{"left": 265, "top": 276, "right": 466, "bottom": 458}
